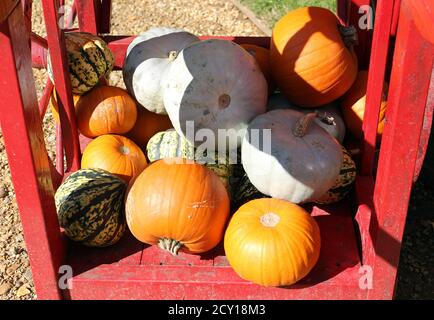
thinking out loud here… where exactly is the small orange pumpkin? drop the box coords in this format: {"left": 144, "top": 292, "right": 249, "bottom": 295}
{"left": 340, "top": 70, "right": 388, "bottom": 139}
{"left": 49, "top": 88, "right": 81, "bottom": 123}
{"left": 224, "top": 198, "right": 321, "bottom": 287}
{"left": 125, "top": 158, "right": 230, "bottom": 255}
{"left": 81, "top": 134, "right": 147, "bottom": 183}
{"left": 270, "top": 7, "right": 358, "bottom": 107}
{"left": 241, "top": 44, "right": 275, "bottom": 94}
{"left": 126, "top": 106, "right": 173, "bottom": 151}
{"left": 76, "top": 85, "right": 137, "bottom": 138}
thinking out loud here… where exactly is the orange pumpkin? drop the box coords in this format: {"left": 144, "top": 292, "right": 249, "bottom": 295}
{"left": 125, "top": 158, "right": 230, "bottom": 255}
{"left": 340, "top": 70, "right": 388, "bottom": 139}
{"left": 241, "top": 44, "right": 275, "bottom": 94}
{"left": 81, "top": 134, "right": 147, "bottom": 183}
{"left": 49, "top": 88, "right": 81, "bottom": 123}
{"left": 224, "top": 198, "right": 321, "bottom": 287}
{"left": 126, "top": 106, "right": 173, "bottom": 151}
{"left": 76, "top": 85, "right": 137, "bottom": 138}
{"left": 270, "top": 7, "right": 358, "bottom": 107}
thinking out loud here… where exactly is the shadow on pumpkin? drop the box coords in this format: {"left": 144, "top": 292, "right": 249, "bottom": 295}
{"left": 271, "top": 7, "right": 358, "bottom": 108}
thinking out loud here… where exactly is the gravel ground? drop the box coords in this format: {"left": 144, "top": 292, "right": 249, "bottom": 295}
{"left": 0, "top": 0, "right": 432, "bottom": 300}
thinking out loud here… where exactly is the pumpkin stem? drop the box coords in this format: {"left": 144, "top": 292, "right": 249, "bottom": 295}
{"left": 168, "top": 50, "right": 178, "bottom": 61}
{"left": 157, "top": 238, "right": 183, "bottom": 256}
{"left": 119, "top": 146, "right": 130, "bottom": 155}
{"left": 317, "top": 112, "right": 336, "bottom": 126}
{"left": 338, "top": 25, "right": 358, "bottom": 49}
{"left": 260, "top": 212, "right": 280, "bottom": 227}
{"left": 293, "top": 112, "right": 318, "bottom": 138}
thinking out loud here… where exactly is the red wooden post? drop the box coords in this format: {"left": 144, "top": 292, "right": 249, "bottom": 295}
{"left": 41, "top": 0, "right": 81, "bottom": 173}
{"left": 360, "top": 0, "right": 395, "bottom": 176}
{"left": 370, "top": 0, "right": 434, "bottom": 299}
{"left": 75, "top": 0, "right": 101, "bottom": 34}
{"left": 0, "top": 1, "right": 65, "bottom": 299}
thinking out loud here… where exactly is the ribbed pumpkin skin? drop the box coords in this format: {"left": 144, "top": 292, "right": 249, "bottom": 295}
{"left": 49, "top": 88, "right": 81, "bottom": 123}
{"left": 54, "top": 168, "right": 127, "bottom": 247}
{"left": 313, "top": 147, "right": 356, "bottom": 204}
{"left": 76, "top": 86, "right": 137, "bottom": 138}
{"left": 47, "top": 32, "right": 114, "bottom": 95}
{"left": 241, "top": 44, "right": 275, "bottom": 94}
{"left": 270, "top": 7, "right": 358, "bottom": 107}
{"left": 224, "top": 198, "right": 321, "bottom": 287}
{"left": 340, "top": 70, "right": 388, "bottom": 139}
{"left": 81, "top": 135, "right": 147, "bottom": 183}
{"left": 126, "top": 106, "right": 173, "bottom": 150}
{"left": 146, "top": 130, "right": 232, "bottom": 189}
{"left": 125, "top": 159, "right": 230, "bottom": 254}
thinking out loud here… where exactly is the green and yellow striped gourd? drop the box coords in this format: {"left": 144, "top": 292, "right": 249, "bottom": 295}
{"left": 54, "top": 168, "right": 127, "bottom": 247}
{"left": 313, "top": 147, "right": 357, "bottom": 204}
{"left": 146, "top": 129, "right": 232, "bottom": 189}
{"left": 47, "top": 32, "right": 114, "bottom": 95}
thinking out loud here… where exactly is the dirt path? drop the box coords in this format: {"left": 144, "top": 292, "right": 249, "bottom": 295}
{"left": 0, "top": 0, "right": 263, "bottom": 300}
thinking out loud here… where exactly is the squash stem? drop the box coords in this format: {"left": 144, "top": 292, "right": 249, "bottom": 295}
{"left": 293, "top": 112, "right": 318, "bottom": 137}
{"left": 157, "top": 238, "right": 183, "bottom": 256}
{"left": 339, "top": 25, "right": 358, "bottom": 49}
{"left": 317, "top": 112, "right": 336, "bottom": 126}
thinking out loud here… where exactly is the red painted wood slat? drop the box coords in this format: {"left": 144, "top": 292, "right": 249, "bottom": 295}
{"left": 41, "top": 0, "right": 81, "bottom": 173}
{"left": 75, "top": 0, "right": 100, "bottom": 34}
{"left": 361, "top": 0, "right": 395, "bottom": 176}
{"left": 371, "top": 0, "right": 434, "bottom": 299}
{"left": 0, "top": 4, "right": 65, "bottom": 300}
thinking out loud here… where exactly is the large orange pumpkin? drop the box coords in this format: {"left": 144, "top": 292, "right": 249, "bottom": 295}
{"left": 49, "top": 88, "right": 81, "bottom": 123}
{"left": 125, "top": 158, "right": 230, "bottom": 255}
{"left": 224, "top": 198, "right": 321, "bottom": 287}
{"left": 270, "top": 7, "right": 358, "bottom": 107}
{"left": 241, "top": 44, "right": 275, "bottom": 94}
{"left": 340, "top": 70, "right": 388, "bottom": 139}
{"left": 126, "top": 106, "right": 173, "bottom": 151}
{"left": 76, "top": 85, "right": 137, "bottom": 138}
{"left": 81, "top": 134, "right": 147, "bottom": 183}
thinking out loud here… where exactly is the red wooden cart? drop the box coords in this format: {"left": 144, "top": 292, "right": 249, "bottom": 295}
{"left": 0, "top": 0, "right": 433, "bottom": 300}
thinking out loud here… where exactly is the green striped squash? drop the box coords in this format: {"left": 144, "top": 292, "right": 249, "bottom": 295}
{"left": 146, "top": 129, "right": 232, "bottom": 189}
{"left": 231, "top": 169, "right": 268, "bottom": 210}
{"left": 54, "top": 168, "right": 127, "bottom": 247}
{"left": 47, "top": 32, "right": 114, "bottom": 95}
{"left": 313, "top": 147, "right": 357, "bottom": 204}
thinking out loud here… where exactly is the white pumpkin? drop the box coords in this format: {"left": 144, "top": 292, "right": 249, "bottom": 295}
{"left": 242, "top": 109, "right": 343, "bottom": 204}
{"left": 267, "top": 93, "right": 346, "bottom": 143}
{"left": 123, "top": 27, "right": 199, "bottom": 114}
{"left": 163, "top": 39, "right": 268, "bottom": 150}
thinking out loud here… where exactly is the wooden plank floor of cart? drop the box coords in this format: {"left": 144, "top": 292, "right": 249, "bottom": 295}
{"left": 63, "top": 200, "right": 365, "bottom": 300}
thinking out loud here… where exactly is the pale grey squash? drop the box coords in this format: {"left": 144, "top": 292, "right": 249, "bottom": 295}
{"left": 123, "top": 27, "right": 199, "bottom": 114}
{"left": 163, "top": 39, "right": 268, "bottom": 151}
{"left": 242, "top": 109, "right": 343, "bottom": 204}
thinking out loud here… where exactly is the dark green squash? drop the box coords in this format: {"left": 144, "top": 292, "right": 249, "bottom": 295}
{"left": 54, "top": 168, "right": 127, "bottom": 247}
{"left": 313, "top": 147, "right": 357, "bottom": 204}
